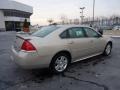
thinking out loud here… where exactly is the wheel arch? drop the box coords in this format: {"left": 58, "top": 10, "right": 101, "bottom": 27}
{"left": 49, "top": 50, "right": 72, "bottom": 73}
{"left": 108, "top": 41, "right": 113, "bottom": 48}
{"left": 50, "top": 50, "right": 72, "bottom": 65}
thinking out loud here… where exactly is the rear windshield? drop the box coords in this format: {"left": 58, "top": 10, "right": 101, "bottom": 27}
{"left": 32, "top": 26, "right": 60, "bottom": 37}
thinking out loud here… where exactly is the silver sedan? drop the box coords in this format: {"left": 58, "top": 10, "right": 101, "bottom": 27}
{"left": 11, "top": 25, "right": 113, "bottom": 73}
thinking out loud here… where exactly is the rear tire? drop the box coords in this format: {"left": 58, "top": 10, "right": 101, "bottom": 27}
{"left": 103, "top": 43, "right": 112, "bottom": 56}
{"left": 49, "top": 53, "right": 70, "bottom": 74}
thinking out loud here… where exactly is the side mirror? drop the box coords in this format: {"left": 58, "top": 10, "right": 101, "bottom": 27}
{"left": 98, "top": 29, "right": 103, "bottom": 35}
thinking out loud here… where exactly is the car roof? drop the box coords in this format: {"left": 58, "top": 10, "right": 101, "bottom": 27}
{"left": 55, "top": 25, "right": 90, "bottom": 28}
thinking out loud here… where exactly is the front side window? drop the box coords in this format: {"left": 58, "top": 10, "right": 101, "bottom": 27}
{"left": 32, "top": 26, "right": 59, "bottom": 38}
{"left": 84, "top": 27, "right": 100, "bottom": 37}
{"left": 68, "top": 27, "right": 86, "bottom": 38}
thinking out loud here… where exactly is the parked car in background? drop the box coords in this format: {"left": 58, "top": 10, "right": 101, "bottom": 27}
{"left": 113, "top": 26, "right": 120, "bottom": 30}
{"left": 11, "top": 25, "right": 113, "bottom": 73}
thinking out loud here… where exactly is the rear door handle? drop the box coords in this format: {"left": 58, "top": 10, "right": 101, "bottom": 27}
{"left": 68, "top": 41, "right": 74, "bottom": 44}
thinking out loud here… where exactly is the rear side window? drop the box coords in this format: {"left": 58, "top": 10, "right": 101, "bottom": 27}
{"left": 68, "top": 27, "right": 86, "bottom": 38}
{"left": 32, "top": 26, "right": 59, "bottom": 37}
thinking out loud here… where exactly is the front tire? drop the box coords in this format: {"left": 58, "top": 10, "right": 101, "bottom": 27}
{"left": 103, "top": 43, "right": 112, "bottom": 56}
{"left": 50, "top": 53, "right": 70, "bottom": 74}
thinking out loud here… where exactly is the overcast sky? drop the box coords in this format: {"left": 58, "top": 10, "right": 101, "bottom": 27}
{"left": 14, "top": 0, "right": 120, "bottom": 25}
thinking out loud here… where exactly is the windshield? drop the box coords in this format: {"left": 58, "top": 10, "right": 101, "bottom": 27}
{"left": 32, "top": 26, "right": 60, "bottom": 37}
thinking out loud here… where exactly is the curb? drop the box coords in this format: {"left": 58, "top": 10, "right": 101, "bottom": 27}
{"left": 112, "top": 36, "right": 120, "bottom": 38}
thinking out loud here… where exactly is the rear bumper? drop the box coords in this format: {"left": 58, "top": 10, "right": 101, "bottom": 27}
{"left": 11, "top": 46, "right": 51, "bottom": 69}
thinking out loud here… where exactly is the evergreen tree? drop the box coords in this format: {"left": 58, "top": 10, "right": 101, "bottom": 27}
{"left": 23, "top": 19, "right": 29, "bottom": 28}
{"left": 23, "top": 19, "right": 29, "bottom": 32}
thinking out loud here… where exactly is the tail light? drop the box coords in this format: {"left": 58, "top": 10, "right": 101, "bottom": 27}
{"left": 21, "top": 40, "right": 36, "bottom": 51}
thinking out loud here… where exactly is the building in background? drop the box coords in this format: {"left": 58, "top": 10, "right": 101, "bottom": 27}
{"left": 0, "top": 0, "right": 33, "bottom": 31}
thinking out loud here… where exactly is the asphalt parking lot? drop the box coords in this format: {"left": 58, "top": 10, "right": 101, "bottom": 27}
{"left": 0, "top": 32, "right": 120, "bottom": 90}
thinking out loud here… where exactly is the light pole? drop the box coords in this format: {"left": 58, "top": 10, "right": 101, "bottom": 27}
{"left": 93, "top": 0, "right": 95, "bottom": 26}
{"left": 80, "top": 7, "right": 85, "bottom": 24}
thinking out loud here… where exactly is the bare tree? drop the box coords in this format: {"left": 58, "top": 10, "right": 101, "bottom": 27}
{"left": 74, "top": 19, "right": 80, "bottom": 25}
{"left": 60, "top": 14, "right": 68, "bottom": 25}
{"left": 48, "top": 19, "right": 54, "bottom": 24}
{"left": 68, "top": 19, "right": 73, "bottom": 24}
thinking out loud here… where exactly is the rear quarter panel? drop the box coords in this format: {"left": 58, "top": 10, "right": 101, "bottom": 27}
{"left": 31, "top": 35, "right": 71, "bottom": 66}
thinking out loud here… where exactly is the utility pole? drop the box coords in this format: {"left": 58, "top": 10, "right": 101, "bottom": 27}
{"left": 93, "top": 0, "right": 95, "bottom": 26}
{"left": 80, "top": 7, "right": 85, "bottom": 24}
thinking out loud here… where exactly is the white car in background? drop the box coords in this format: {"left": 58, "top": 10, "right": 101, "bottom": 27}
{"left": 113, "top": 26, "right": 120, "bottom": 30}
{"left": 11, "top": 25, "right": 113, "bottom": 73}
